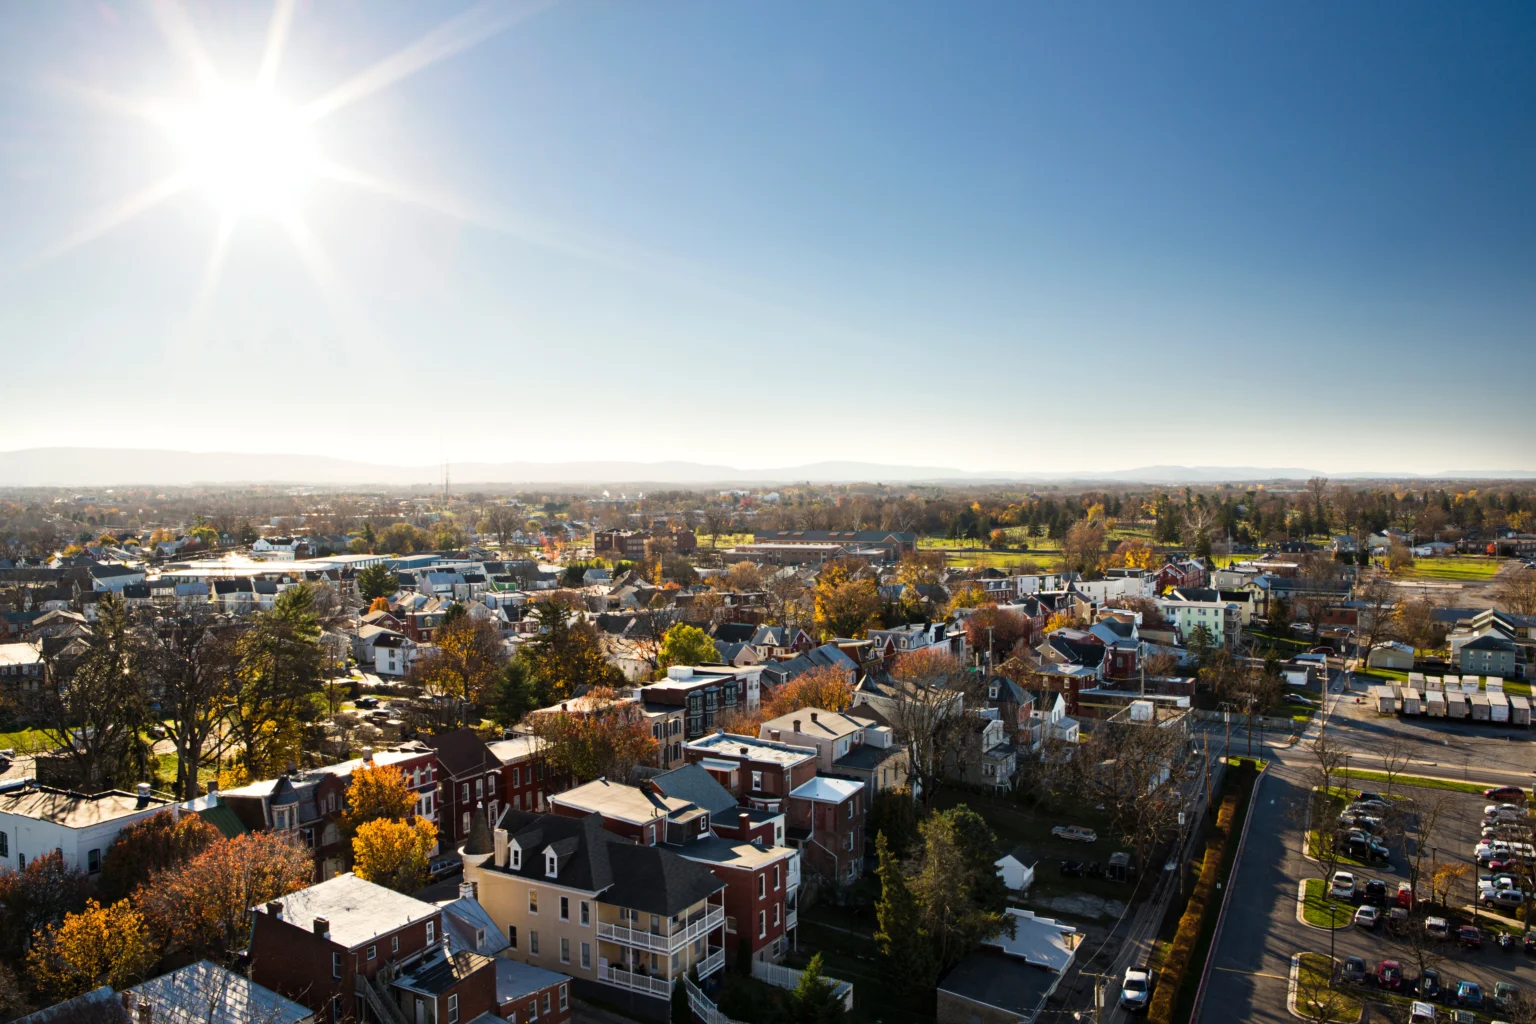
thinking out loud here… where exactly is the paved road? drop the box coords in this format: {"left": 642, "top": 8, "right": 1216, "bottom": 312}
{"left": 1196, "top": 673, "right": 1536, "bottom": 1024}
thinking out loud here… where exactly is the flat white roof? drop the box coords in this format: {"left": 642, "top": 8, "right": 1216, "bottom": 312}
{"left": 789, "top": 777, "right": 863, "bottom": 802}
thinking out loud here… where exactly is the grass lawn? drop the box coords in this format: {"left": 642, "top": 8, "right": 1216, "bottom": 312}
{"left": 694, "top": 532, "right": 753, "bottom": 550}
{"left": 0, "top": 728, "right": 52, "bottom": 754}
{"left": 1503, "top": 680, "right": 1532, "bottom": 697}
{"left": 942, "top": 550, "right": 1064, "bottom": 572}
{"left": 1302, "top": 879, "right": 1356, "bottom": 929}
{"left": 1397, "top": 556, "right": 1506, "bottom": 582}
{"left": 1295, "top": 953, "right": 1363, "bottom": 1022}
{"left": 1357, "top": 668, "right": 1409, "bottom": 683}
{"left": 1336, "top": 769, "right": 1489, "bottom": 796}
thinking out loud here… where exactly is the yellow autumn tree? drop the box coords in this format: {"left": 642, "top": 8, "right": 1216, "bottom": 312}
{"left": 340, "top": 763, "right": 418, "bottom": 842}
{"left": 353, "top": 818, "right": 438, "bottom": 894}
{"left": 26, "top": 899, "right": 157, "bottom": 1000}
{"left": 764, "top": 664, "right": 856, "bottom": 718}
{"left": 1110, "top": 539, "right": 1157, "bottom": 570}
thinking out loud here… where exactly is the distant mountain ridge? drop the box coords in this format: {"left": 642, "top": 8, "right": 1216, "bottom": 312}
{"left": 0, "top": 448, "right": 1531, "bottom": 487}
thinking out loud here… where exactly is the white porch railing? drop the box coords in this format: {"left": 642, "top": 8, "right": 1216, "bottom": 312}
{"left": 696, "top": 947, "right": 726, "bottom": 980}
{"left": 751, "top": 961, "right": 854, "bottom": 1011}
{"left": 785, "top": 906, "right": 798, "bottom": 930}
{"left": 597, "top": 906, "right": 724, "bottom": 953}
{"left": 597, "top": 964, "right": 672, "bottom": 998}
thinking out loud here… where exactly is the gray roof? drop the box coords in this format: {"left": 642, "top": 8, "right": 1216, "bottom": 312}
{"left": 496, "top": 959, "right": 570, "bottom": 1004}
{"left": 939, "top": 949, "right": 1061, "bottom": 1017}
{"left": 647, "top": 763, "right": 739, "bottom": 821}
{"left": 254, "top": 873, "right": 440, "bottom": 951}
{"left": 437, "top": 897, "right": 511, "bottom": 957}
{"left": 124, "top": 961, "right": 312, "bottom": 1024}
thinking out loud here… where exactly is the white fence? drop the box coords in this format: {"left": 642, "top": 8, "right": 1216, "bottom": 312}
{"left": 750, "top": 961, "right": 855, "bottom": 1012}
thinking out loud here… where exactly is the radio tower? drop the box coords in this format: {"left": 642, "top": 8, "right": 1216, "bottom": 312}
{"left": 443, "top": 459, "right": 451, "bottom": 502}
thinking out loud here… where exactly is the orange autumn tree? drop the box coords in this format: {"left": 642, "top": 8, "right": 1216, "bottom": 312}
{"left": 528, "top": 687, "right": 659, "bottom": 785}
{"left": 353, "top": 818, "right": 438, "bottom": 894}
{"left": 340, "top": 763, "right": 417, "bottom": 842}
{"left": 764, "top": 664, "right": 855, "bottom": 719}
{"left": 136, "top": 831, "right": 311, "bottom": 962}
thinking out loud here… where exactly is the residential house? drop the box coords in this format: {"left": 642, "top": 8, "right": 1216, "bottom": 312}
{"left": 758, "top": 643, "right": 857, "bottom": 691}
{"left": 119, "top": 960, "right": 314, "bottom": 1024}
{"left": 1152, "top": 559, "right": 1206, "bottom": 594}
{"left": 1460, "top": 634, "right": 1520, "bottom": 679}
{"left": 783, "top": 776, "right": 864, "bottom": 887}
{"left": 373, "top": 633, "right": 420, "bottom": 678}
{"left": 249, "top": 873, "right": 504, "bottom": 1024}
{"left": 0, "top": 781, "right": 172, "bottom": 877}
{"left": 684, "top": 733, "right": 818, "bottom": 817}
{"left": 89, "top": 562, "right": 147, "bottom": 593}
{"left": 462, "top": 808, "right": 727, "bottom": 1018}
{"left": 638, "top": 667, "right": 747, "bottom": 742}
{"left": 937, "top": 909, "right": 1081, "bottom": 1024}
{"left": 486, "top": 736, "right": 549, "bottom": 815}
{"left": 953, "top": 713, "right": 1017, "bottom": 792}
{"left": 1366, "top": 642, "right": 1415, "bottom": 672}
{"left": 425, "top": 729, "right": 506, "bottom": 847}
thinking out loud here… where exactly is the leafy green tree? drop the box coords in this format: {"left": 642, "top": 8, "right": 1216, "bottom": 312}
{"left": 231, "top": 583, "right": 325, "bottom": 778}
{"left": 874, "top": 833, "right": 935, "bottom": 997}
{"left": 378, "top": 522, "right": 430, "bottom": 554}
{"left": 911, "top": 808, "right": 1009, "bottom": 974}
{"left": 356, "top": 564, "right": 398, "bottom": 602}
{"left": 657, "top": 623, "right": 719, "bottom": 671}
{"left": 488, "top": 658, "right": 546, "bottom": 729}
{"left": 521, "top": 602, "right": 621, "bottom": 699}
{"left": 941, "top": 805, "right": 1009, "bottom": 915}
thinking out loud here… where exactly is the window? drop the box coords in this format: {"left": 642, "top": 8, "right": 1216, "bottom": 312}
{"left": 0, "top": 831, "right": 7, "bottom": 856}
{"left": 512, "top": 767, "right": 521, "bottom": 787}
{"left": 546, "top": 851, "right": 559, "bottom": 878}
{"left": 461, "top": 812, "right": 470, "bottom": 835}
{"left": 758, "top": 911, "right": 766, "bottom": 938}
{"left": 511, "top": 846, "right": 522, "bottom": 869}
{"left": 332, "top": 952, "right": 342, "bottom": 979}
{"left": 560, "top": 937, "right": 570, "bottom": 964}
{"left": 529, "top": 931, "right": 539, "bottom": 955}
{"left": 529, "top": 889, "right": 538, "bottom": 913}
{"left": 87, "top": 848, "right": 100, "bottom": 874}
{"left": 671, "top": 951, "right": 680, "bottom": 972}
{"left": 476, "top": 928, "right": 485, "bottom": 949}
{"left": 773, "top": 865, "right": 781, "bottom": 890}
{"left": 774, "top": 903, "right": 781, "bottom": 926}
{"left": 367, "top": 944, "right": 377, "bottom": 961}
{"left": 427, "top": 921, "right": 435, "bottom": 944}
{"left": 542, "top": 994, "right": 550, "bottom": 1016}
{"left": 559, "top": 984, "right": 569, "bottom": 1011}
{"left": 392, "top": 936, "right": 400, "bottom": 954}
{"left": 559, "top": 897, "right": 569, "bottom": 921}
{"left": 527, "top": 1000, "right": 538, "bottom": 1021}
{"left": 847, "top": 799, "right": 853, "bottom": 819}
{"left": 508, "top": 926, "right": 518, "bottom": 949}
{"left": 461, "top": 782, "right": 470, "bottom": 803}
{"left": 752, "top": 770, "right": 762, "bottom": 790}
{"left": 647, "top": 824, "right": 656, "bottom": 845}
{"left": 580, "top": 901, "right": 590, "bottom": 926}
{"left": 758, "top": 874, "right": 766, "bottom": 899}
{"left": 475, "top": 778, "right": 484, "bottom": 800}
{"left": 447, "top": 995, "right": 459, "bottom": 1024}
{"left": 580, "top": 942, "right": 590, "bottom": 969}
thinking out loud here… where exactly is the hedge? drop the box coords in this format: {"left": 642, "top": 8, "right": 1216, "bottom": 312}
{"left": 1148, "top": 793, "right": 1238, "bottom": 1024}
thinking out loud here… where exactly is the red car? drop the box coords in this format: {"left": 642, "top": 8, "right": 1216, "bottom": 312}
{"left": 1459, "top": 926, "right": 1483, "bottom": 949}
{"left": 1484, "top": 786, "right": 1528, "bottom": 802}
{"left": 1376, "top": 961, "right": 1403, "bottom": 991}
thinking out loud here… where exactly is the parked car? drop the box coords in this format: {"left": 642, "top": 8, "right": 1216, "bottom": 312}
{"left": 1398, "top": 882, "right": 1415, "bottom": 908}
{"left": 1340, "top": 813, "right": 1384, "bottom": 833}
{"left": 1455, "top": 980, "right": 1483, "bottom": 1008}
{"left": 1059, "top": 860, "right": 1084, "bottom": 876}
{"left": 1363, "top": 879, "right": 1389, "bottom": 905}
{"left": 1485, "top": 786, "right": 1528, "bottom": 802}
{"left": 1409, "top": 1001, "right": 1436, "bottom": 1024}
{"left": 1495, "top": 982, "right": 1520, "bottom": 1012}
{"left": 1419, "top": 969, "right": 1444, "bottom": 1001}
{"left": 1484, "top": 890, "right": 1525, "bottom": 911}
{"left": 1377, "top": 961, "right": 1403, "bottom": 990}
{"left": 1355, "top": 906, "right": 1382, "bottom": 930}
{"left": 1425, "top": 917, "right": 1451, "bottom": 940}
{"left": 354, "top": 696, "right": 380, "bottom": 709}
{"left": 1458, "top": 926, "right": 1483, "bottom": 950}
{"left": 1351, "top": 798, "right": 1390, "bottom": 813}
{"left": 1052, "top": 825, "right": 1098, "bottom": 843}
{"left": 1342, "top": 957, "right": 1368, "bottom": 984}
{"left": 1486, "top": 804, "right": 1523, "bottom": 819}
{"left": 1354, "top": 792, "right": 1384, "bottom": 803}
{"left": 1120, "top": 967, "right": 1153, "bottom": 1012}
{"left": 1331, "top": 872, "right": 1357, "bottom": 900}
{"left": 1285, "top": 694, "right": 1317, "bottom": 708}
{"left": 1339, "top": 832, "right": 1390, "bottom": 863}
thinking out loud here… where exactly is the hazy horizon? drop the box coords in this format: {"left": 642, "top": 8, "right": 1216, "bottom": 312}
{"left": 1, "top": 2, "right": 1533, "bottom": 473}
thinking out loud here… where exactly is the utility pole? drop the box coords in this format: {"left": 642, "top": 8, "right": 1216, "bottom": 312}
{"left": 1204, "top": 730, "right": 1211, "bottom": 807}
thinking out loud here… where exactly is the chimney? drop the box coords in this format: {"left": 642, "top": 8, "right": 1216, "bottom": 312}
{"left": 205, "top": 778, "right": 219, "bottom": 794}
{"left": 792, "top": 719, "right": 801, "bottom": 733}
{"left": 739, "top": 812, "right": 749, "bottom": 831}
{"left": 362, "top": 747, "right": 374, "bottom": 762}
{"left": 809, "top": 712, "right": 818, "bottom": 724}
{"left": 770, "top": 730, "right": 781, "bottom": 742}
{"left": 135, "top": 782, "right": 152, "bottom": 807}
{"left": 267, "top": 901, "right": 283, "bottom": 920}
{"left": 739, "top": 746, "right": 748, "bottom": 756}
{"left": 459, "top": 879, "right": 478, "bottom": 901}
{"left": 286, "top": 759, "right": 298, "bottom": 775}
{"left": 313, "top": 916, "right": 330, "bottom": 939}
{"left": 560, "top": 702, "right": 568, "bottom": 711}
{"left": 138, "top": 1001, "right": 154, "bottom": 1024}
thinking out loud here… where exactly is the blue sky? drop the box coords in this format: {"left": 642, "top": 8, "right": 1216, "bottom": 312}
{"left": 0, "top": 1, "right": 1532, "bottom": 475}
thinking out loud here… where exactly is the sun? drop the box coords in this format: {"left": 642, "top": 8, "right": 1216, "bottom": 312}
{"left": 168, "top": 87, "right": 316, "bottom": 218}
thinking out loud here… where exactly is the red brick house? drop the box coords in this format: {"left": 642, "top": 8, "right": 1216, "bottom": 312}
{"left": 425, "top": 729, "right": 505, "bottom": 846}
{"left": 683, "top": 733, "right": 819, "bottom": 815}
{"left": 487, "top": 736, "right": 549, "bottom": 815}
{"left": 784, "top": 776, "right": 864, "bottom": 888}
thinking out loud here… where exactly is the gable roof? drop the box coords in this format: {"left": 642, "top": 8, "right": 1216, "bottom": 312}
{"left": 646, "top": 763, "right": 739, "bottom": 822}
{"left": 423, "top": 728, "right": 499, "bottom": 779}
{"left": 124, "top": 961, "right": 311, "bottom": 1024}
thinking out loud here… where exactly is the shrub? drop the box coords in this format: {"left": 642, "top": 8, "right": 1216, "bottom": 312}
{"left": 1147, "top": 794, "right": 1238, "bottom": 1024}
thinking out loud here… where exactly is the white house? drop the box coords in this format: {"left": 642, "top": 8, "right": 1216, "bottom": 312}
{"left": 0, "top": 781, "right": 174, "bottom": 876}
{"left": 994, "top": 846, "right": 1037, "bottom": 893}
{"left": 374, "top": 633, "right": 420, "bottom": 677}
{"left": 88, "top": 562, "right": 146, "bottom": 593}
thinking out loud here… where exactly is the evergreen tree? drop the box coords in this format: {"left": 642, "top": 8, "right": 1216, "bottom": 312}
{"left": 873, "top": 833, "right": 935, "bottom": 996}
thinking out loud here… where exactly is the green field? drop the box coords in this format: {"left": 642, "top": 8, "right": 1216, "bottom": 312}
{"left": 1398, "top": 556, "right": 1506, "bottom": 582}
{"left": 0, "top": 728, "right": 51, "bottom": 754}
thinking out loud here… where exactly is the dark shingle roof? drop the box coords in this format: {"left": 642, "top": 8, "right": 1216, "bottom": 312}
{"left": 424, "top": 729, "right": 499, "bottom": 779}
{"left": 647, "top": 764, "right": 738, "bottom": 822}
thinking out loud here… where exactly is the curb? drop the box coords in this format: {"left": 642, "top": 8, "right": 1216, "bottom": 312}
{"left": 1189, "top": 761, "right": 1268, "bottom": 1024}
{"left": 1295, "top": 879, "right": 1353, "bottom": 931}
{"left": 1286, "top": 953, "right": 1364, "bottom": 1024}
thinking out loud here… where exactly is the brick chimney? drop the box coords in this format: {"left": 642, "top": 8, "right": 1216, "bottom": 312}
{"left": 738, "top": 812, "right": 749, "bottom": 832}
{"left": 267, "top": 901, "right": 283, "bottom": 920}
{"left": 313, "top": 916, "right": 330, "bottom": 939}
{"left": 138, "top": 1001, "right": 154, "bottom": 1024}
{"left": 809, "top": 712, "right": 818, "bottom": 725}
{"left": 792, "top": 719, "right": 801, "bottom": 733}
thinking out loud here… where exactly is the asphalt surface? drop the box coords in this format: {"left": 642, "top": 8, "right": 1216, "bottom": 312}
{"left": 1196, "top": 671, "right": 1536, "bottom": 1024}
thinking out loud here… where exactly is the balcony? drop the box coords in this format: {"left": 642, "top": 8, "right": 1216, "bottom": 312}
{"left": 785, "top": 906, "right": 798, "bottom": 930}
{"left": 696, "top": 947, "right": 725, "bottom": 980}
{"left": 597, "top": 964, "right": 672, "bottom": 999}
{"left": 597, "top": 906, "right": 724, "bottom": 953}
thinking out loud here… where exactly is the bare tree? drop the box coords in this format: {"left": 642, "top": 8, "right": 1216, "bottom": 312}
{"left": 1308, "top": 732, "right": 1348, "bottom": 800}
{"left": 1494, "top": 567, "right": 1536, "bottom": 618}
{"left": 143, "top": 614, "right": 241, "bottom": 799}
{"left": 884, "top": 651, "right": 979, "bottom": 810}
{"left": 1294, "top": 955, "right": 1354, "bottom": 1024}
{"left": 1352, "top": 576, "right": 1397, "bottom": 666}
{"left": 1379, "top": 733, "right": 1412, "bottom": 798}
{"left": 1078, "top": 717, "right": 1193, "bottom": 866}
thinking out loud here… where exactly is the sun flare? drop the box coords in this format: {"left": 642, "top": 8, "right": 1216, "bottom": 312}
{"left": 169, "top": 88, "right": 316, "bottom": 218}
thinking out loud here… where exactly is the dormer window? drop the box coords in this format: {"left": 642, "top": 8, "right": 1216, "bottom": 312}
{"left": 545, "top": 852, "right": 558, "bottom": 879}
{"left": 511, "top": 845, "right": 521, "bottom": 870}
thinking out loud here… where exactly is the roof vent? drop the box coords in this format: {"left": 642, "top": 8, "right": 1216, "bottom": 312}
{"left": 362, "top": 747, "right": 373, "bottom": 761}
{"left": 739, "top": 746, "right": 749, "bottom": 756}
{"left": 809, "top": 712, "right": 818, "bottom": 724}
